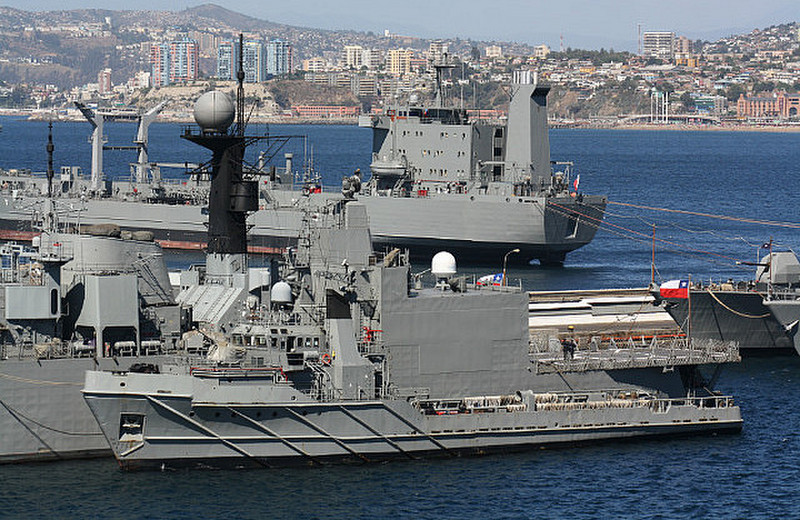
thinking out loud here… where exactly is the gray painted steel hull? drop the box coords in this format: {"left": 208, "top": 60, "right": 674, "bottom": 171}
{"left": 83, "top": 369, "right": 741, "bottom": 470}
{"left": 1, "top": 189, "right": 605, "bottom": 264}
{"left": 763, "top": 299, "right": 800, "bottom": 355}
{"left": 664, "top": 291, "right": 795, "bottom": 353}
{"left": 0, "top": 356, "right": 172, "bottom": 463}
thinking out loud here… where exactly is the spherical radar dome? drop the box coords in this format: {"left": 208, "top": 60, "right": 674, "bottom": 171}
{"left": 193, "top": 91, "right": 235, "bottom": 132}
{"left": 271, "top": 281, "right": 293, "bottom": 304}
{"left": 431, "top": 251, "right": 457, "bottom": 279}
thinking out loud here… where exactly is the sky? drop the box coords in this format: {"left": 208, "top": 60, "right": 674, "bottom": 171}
{"left": 5, "top": 0, "right": 800, "bottom": 50}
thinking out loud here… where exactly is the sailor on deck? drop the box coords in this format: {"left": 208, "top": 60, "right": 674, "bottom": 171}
{"left": 562, "top": 325, "right": 577, "bottom": 361}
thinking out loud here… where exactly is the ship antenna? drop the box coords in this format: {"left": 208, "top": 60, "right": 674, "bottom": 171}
{"left": 236, "top": 33, "right": 245, "bottom": 137}
{"left": 46, "top": 120, "right": 54, "bottom": 198}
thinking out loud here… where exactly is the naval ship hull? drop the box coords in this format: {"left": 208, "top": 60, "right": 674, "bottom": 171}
{"left": 662, "top": 291, "right": 795, "bottom": 354}
{"left": 0, "top": 356, "right": 174, "bottom": 463}
{"left": 83, "top": 367, "right": 741, "bottom": 470}
{"left": 763, "top": 299, "right": 800, "bottom": 355}
{"left": 1, "top": 190, "right": 606, "bottom": 264}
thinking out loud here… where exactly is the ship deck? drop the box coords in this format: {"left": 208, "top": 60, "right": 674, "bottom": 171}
{"left": 531, "top": 337, "right": 740, "bottom": 374}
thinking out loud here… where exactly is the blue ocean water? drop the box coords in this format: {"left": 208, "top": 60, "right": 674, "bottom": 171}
{"left": 0, "top": 117, "right": 799, "bottom": 518}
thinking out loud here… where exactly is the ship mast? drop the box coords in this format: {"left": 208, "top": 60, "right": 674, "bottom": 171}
{"left": 235, "top": 33, "right": 246, "bottom": 138}
{"left": 432, "top": 57, "right": 456, "bottom": 108}
{"left": 46, "top": 120, "right": 54, "bottom": 199}
{"left": 182, "top": 34, "right": 258, "bottom": 286}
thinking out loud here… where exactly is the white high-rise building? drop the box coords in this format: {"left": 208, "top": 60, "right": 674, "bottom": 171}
{"left": 362, "top": 48, "right": 382, "bottom": 70}
{"left": 642, "top": 31, "right": 675, "bottom": 60}
{"left": 242, "top": 40, "right": 267, "bottom": 82}
{"left": 266, "top": 39, "right": 292, "bottom": 76}
{"left": 428, "top": 40, "right": 448, "bottom": 65}
{"left": 486, "top": 45, "right": 503, "bottom": 59}
{"left": 343, "top": 45, "right": 364, "bottom": 69}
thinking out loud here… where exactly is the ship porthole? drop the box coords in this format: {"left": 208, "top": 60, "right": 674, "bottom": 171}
{"left": 119, "top": 382, "right": 126, "bottom": 387}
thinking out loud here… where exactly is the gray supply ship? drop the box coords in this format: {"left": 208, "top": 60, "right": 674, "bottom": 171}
{"left": 656, "top": 250, "right": 800, "bottom": 354}
{"left": 82, "top": 85, "right": 740, "bottom": 470}
{"left": 0, "top": 68, "right": 605, "bottom": 265}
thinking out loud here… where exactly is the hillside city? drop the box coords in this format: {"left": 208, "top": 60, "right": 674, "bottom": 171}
{"left": 1, "top": 5, "right": 799, "bottom": 126}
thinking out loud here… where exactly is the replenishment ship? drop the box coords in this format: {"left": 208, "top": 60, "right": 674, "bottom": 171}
{"left": 0, "top": 67, "right": 605, "bottom": 265}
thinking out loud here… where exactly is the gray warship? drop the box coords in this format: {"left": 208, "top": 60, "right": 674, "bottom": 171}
{"left": 763, "top": 298, "right": 800, "bottom": 355}
{"left": 82, "top": 86, "right": 741, "bottom": 470}
{"left": 0, "top": 124, "right": 272, "bottom": 463}
{"left": 656, "top": 249, "right": 800, "bottom": 354}
{"left": 0, "top": 67, "right": 605, "bottom": 265}
{"left": 0, "top": 180, "right": 186, "bottom": 463}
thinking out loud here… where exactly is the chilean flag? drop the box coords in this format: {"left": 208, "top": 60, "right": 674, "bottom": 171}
{"left": 660, "top": 279, "right": 689, "bottom": 299}
{"left": 477, "top": 273, "right": 504, "bottom": 286}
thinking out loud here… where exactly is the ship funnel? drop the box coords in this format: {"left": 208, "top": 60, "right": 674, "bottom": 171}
{"left": 504, "top": 83, "right": 552, "bottom": 186}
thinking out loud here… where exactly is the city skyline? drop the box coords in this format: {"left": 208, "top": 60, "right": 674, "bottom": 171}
{"left": 3, "top": 0, "right": 799, "bottom": 51}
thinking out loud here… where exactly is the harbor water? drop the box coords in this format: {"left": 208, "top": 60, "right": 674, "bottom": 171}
{"left": 1, "top": 116, "right": 799, "bottom": 518}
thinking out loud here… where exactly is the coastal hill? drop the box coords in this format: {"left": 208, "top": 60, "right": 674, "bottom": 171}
{"left": 1, "top": 5, "right": 798, "bottom": 122}
{"left": 0, "top": 4, "right": 535, "bottom": 89}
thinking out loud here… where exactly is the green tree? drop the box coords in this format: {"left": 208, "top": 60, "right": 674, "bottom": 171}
{"left": 753, "top": 81, "right": 775, "bottom": 93}
{"left": 680, "top": 91, "right": 694, "bottom": 109}
{"left": 470, "top": 46, "right": 480, "bottom": 62}
{"left": 726, "top": 83, "right": 746, "bottom": 102}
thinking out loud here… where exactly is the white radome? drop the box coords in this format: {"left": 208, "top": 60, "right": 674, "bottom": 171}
{"left": 431, "top": 251, "right": 457, "bottom": 279}
{"left": 193, "top": 91, "right": 235, "bottom": 132}
{"left": 271, "top": 281, "right": 293, "bottom": 304}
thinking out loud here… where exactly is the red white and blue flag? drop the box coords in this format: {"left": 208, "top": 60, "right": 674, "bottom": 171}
{"left": 573, "top": 174, "right": 580, "bottom": 192}
{"left": 659, "top": 279, "right": 689, "bottom": 299}
{"left": 477, "top": 273, "right": 504, "bottom": 287}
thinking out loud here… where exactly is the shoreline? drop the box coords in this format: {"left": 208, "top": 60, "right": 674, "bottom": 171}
{"left": 3, "top": 109, "right": 800, "bottom": 132}
{"left": 569, "top": 123, "right": 800, "bottom": 133}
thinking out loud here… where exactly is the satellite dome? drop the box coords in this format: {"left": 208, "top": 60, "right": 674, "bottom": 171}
{"left": 193, "top": 91, "right": 235, "bottom": 132}
{"left": 271, "top": 281, "right": 293, "bottom": 304}
{"left": 431, "top": 251, "right": 457, "bottom": 279}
